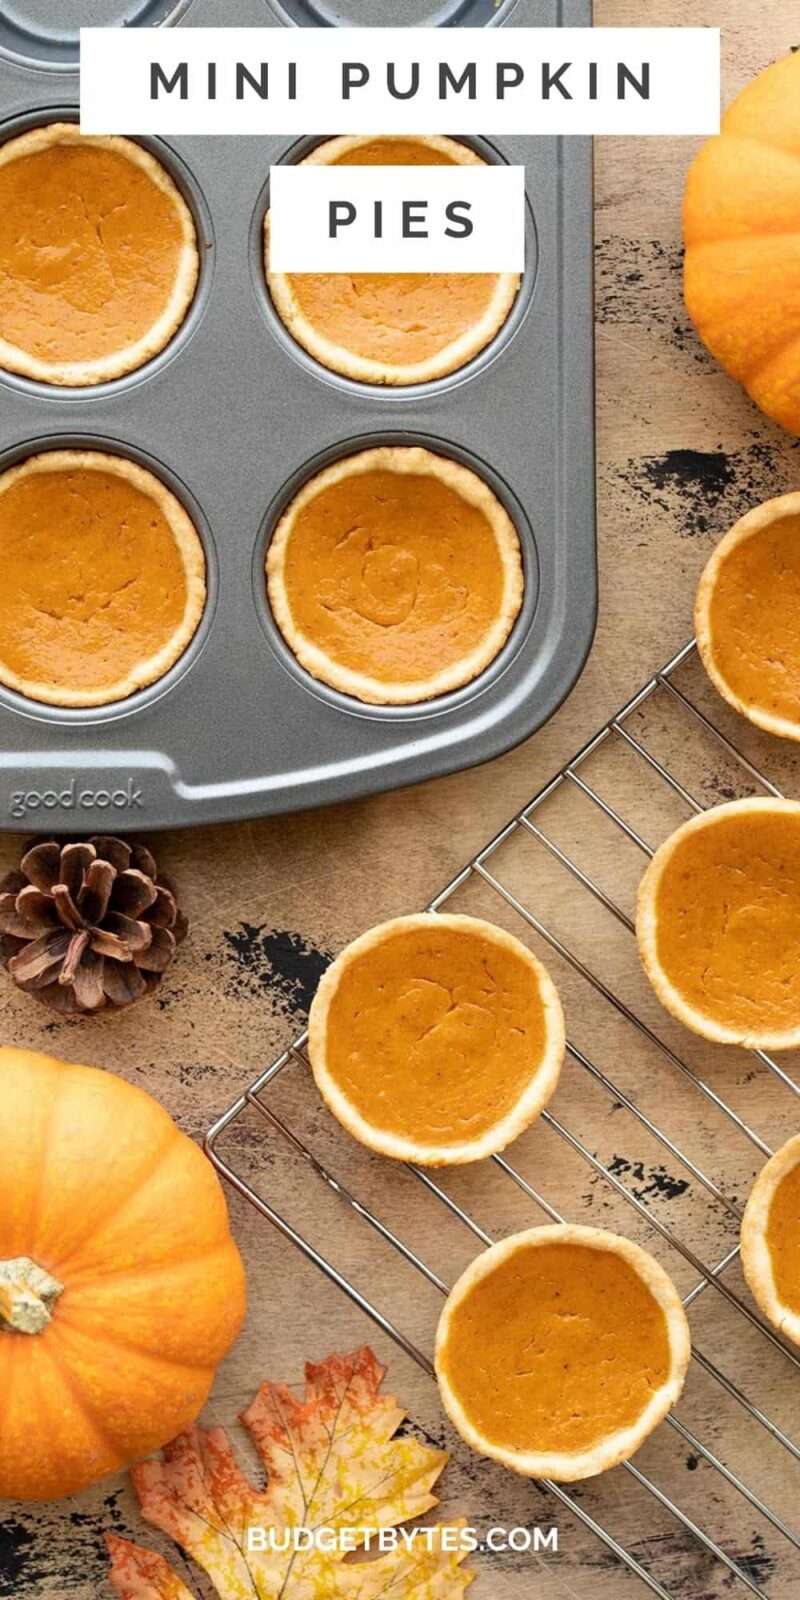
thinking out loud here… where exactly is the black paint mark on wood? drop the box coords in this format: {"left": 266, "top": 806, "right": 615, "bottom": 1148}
{"left": 0, "top": 1520, "right": 37, "bottom": 1593}
{"left": 223, "top": 924, "right": 332, "bottom": 1019}
{"left": 607, "top": 1154, "right": 690, "bottom": 1204}
{"left": 642, "top": 449, "right": 736, "bottom": 502}
{"left": 620, "top": 438, "right": 798, "bottom": 537}
{"left": 594, "top": 237, "right": 705, "bottom": 360}
{"left": 735, "top": 1534, "right": 778, "bottom": 1586}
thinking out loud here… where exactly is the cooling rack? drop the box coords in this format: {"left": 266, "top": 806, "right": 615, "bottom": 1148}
{"left": 206, "top": 638, "right": 800, "bottom": 1600}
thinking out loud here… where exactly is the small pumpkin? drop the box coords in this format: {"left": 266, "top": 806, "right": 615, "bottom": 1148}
{"left": 684, "top": 52, "right": 800, "bottom": 436}
{"left": 0, "top": 1047, "right": 246, "bottom": 1502}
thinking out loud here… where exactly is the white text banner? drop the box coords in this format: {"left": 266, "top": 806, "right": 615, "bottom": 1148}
{"left": 267, "top": 164, "right": 526, "bottom": 273}
{"left": 79, "top": 27, "right": 721, "bottom": 138}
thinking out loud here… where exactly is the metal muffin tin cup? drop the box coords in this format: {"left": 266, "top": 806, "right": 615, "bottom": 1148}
{"left": 251, "top": 132, "right": 539, "bottom": 402}
{"left": 0, "top": 0, "right": 596, "bottom": 831}
{"left": 252, "top": 429, "right": 540, "bottom": 724}
{"left": 0, "top": 0, "right": 196, "bottom": 73}
{"left": 264, "top": 0, "right": 521, "bottom": 33}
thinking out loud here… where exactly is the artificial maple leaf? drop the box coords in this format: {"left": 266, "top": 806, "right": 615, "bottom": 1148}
{"left": 107, "top": 1346, "right": 473, "bottom": 1600}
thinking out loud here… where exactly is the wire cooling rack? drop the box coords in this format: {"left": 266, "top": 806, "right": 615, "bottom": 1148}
{"left": 206, "top": 639, "right": 800, "bottom": 1600}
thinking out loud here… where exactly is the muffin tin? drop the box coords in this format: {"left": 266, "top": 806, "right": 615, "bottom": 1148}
{"left": 0, "top": 0, "right": 595, "bottom": 831}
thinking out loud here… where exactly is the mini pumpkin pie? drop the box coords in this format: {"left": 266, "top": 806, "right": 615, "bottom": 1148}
{"left": 741, "top": 1134, "right": 800, "bottom": 1347}
{"left": 266, "top": 134, "right": 520, "bottom": 385}
{"left": 0, "top": 451, "right": 206, "bottom": 707}
{"left": 696, "top": 493, "right": 800, "bottom": 741}
{"left": 0, "top": 123, "right": 198, "bottom": 386}
{"left": 435, "top": 1225, "right": 691, "bottom": 1481}
{"left": 267, "top": 445, "right": 523, "bottom": 704}
{"left": 636, "top": 798, "right": 800, "bottom": 1050}
{"left": 307, "top": 913, "right": 565, "bottom": 1165}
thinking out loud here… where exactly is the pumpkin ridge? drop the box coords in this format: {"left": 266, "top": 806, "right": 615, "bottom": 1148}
{"left": 748, "top": 324, "right": 800, "bottom": 400}
{"left": 45, "top": 1318, "right": 212, "bottom": 1459}
{"left": 52, "top": 1305, "right": 215, "bottom": 1373}
{"left": 718, "top": 131, "right": 800, "bottom": 169}
{"left": 48, "top": 1121, "right": 181, "bottom": 1277}
{"left": 21, "top": 1055, "right": 71, "bottom": 1262}
{"left": 61, "top": 1238, "right": 241, "bottom": 1290}
{"left": 688, "top": 228, "right": 800, "bottom": 253}
{"left": 35, "top": 1326, "right": 121, "bottom": 1467}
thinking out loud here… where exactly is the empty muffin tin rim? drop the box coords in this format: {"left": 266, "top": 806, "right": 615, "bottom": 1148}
{"left": 251, "top": 131, "right": 539, "bottom": 403}
{"left": 0, "top": 432, "right": 220, "bottom": 727}
{"left": 252, "top": 427, "right": 541, "bottom": 723}
{"left": 262, "top": 0, "right": 520, "bottom": 30}
{"left": 0, "top": 0, "right": 197, "bottom": 74}
{"left": 0, "top": 103, "right": 216, "bottom": 402}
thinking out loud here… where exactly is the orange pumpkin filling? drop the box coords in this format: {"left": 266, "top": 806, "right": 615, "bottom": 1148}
{"left": 322, "top": 922, "right": 549, "bottom": 1147}
{"left": 0, "top": 126, "right": 195, "bottom": 378}
{"left": 0, "top": 455, "right": 204, "bottom": 706}
{"left": 765, "top": 1160, "right": 800, "bottom": 1317}
{"left": 704, "top": 510, "right": 800, "bottom": 726}
{"left": 268, "top": 451, "right": 521, "bottom": 700}
{"left": 651, "top": 809, "right": 800, "bottom": 1035}
{"left": 271, "top": 136, "right": 515, "bottom": 376}
{"left": 438, "top": 1241, "right": 672, "bottom": 1454}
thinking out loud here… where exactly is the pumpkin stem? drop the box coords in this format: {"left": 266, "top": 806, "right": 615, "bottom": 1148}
{"left": 0, "top": 1257, "right": 64, "bottom": 1335}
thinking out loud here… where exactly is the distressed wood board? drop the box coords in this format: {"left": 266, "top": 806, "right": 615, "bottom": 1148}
{"left": 2, "top": 3, "right": 799, "bottom": 1598}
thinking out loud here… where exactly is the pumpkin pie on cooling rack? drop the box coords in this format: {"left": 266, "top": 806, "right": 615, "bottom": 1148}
{"left": 696, "top": 493, "right": 800, "bottom": 741}
{"left": 307, "top": 912, "right": 565, "bottom": 1165}
{"left": 0, "top": 451, "right": 206, "bottom": 707}
{"left": 0, "top": 123, "right": 198, "bottom": 386}
{"left": 266, "top": 133, "right": 520, "bottom": 386}
{"left": 636, "top": 798, "right": 800, "bottom": 1050}
{"left": 741, "top": 1133, "right": 800, "bottom": 1348}
{"left": 267, "top": 445, "right": 524, "bottom": 705}
{"left": 435, "top": 1224, "right": 691, "bottom": 1481}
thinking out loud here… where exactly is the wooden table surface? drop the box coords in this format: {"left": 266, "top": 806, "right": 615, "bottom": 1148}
{"left": 3, "top": 4, "right": 800, "bottom": 1598}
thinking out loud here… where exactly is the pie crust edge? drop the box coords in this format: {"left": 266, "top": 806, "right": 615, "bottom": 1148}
{"left": 696, "top": 491, "right": 800, "bottom": 744}
{"left": 307, "top": 911, "right": 565, "bottom": 1166}
{"left": 0, "top": 123, "right": 199, "bottom": 387}
{"left": 741, "top": 1133, "right": 800, "bottom": 1349}
{"left": 636, "top": 797, "right": 800, "bottom": 1051}
{"left": 266, "top": 445, "right": 525, "bottom": 705}
{"left": 434, "top": 1223, "right": 692, "bottom": 1482}
{"left": 0, "top": 449, "right": 207, "bottom": 707}
{"left": 266, "top": 133, "right": 521, "bottom": 387}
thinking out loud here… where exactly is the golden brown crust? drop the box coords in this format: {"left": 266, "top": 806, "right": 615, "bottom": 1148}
{"left": 435, "top": 1225, "right": 691, "bottom": 1481}
{"left": 267, "top": 445, "right": 524, "bottom": 705}
{"left": 695, "top": 492, "right": 800, "bottom": 742}
{"left": 0, "top": 124, "right": 198, "bottom": 387}
{"left": 307, "top": 913, "right": 565, "bottom": 1165}
{"left": 0, "top": 450, "right": 206, "bottom": 707}
{"left": 741, "top": 1134, "right": 800, "bottom": 1348}
{"left": 266, "top": 134, "right": 520, "bottom": 386}
{"left": 636, "top": 798, "right": 800, "bottom": 1050}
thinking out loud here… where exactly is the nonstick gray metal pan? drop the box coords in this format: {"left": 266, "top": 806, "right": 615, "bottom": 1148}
{"left": 0, "top": 0, "right": 595, "bottom": 830}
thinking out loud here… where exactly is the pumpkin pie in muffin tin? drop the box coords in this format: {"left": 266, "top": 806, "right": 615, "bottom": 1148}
{"left": 0, "top": 451, "right": 206, "bottom": 708}
{"left": 0, "top": 123, "right": 198, "bottom": 386}
{"left": 267, "top": 445, "right": 524, "bottom": 705}
{"left": 636, "top": 798, "right": 800, "bottom": 1050}
{"left": 266, "top": 134, "right": 521, "bottom": 386}
{"left": 435, "top": 1225, "right": 691, "bottom": 1481}
{"left": 307, "top": 912, "right": 565, "bottom": 1166}
{"left": 741, "top": 1133, "right": 800, "bottom": 1348}
{"left": 696, "top": 493, "right": 800, "bottom": 741}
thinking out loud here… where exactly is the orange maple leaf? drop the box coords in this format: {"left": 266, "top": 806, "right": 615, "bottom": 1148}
{"left": 107, "top": 1346, "right": 473, "bottom": 1600}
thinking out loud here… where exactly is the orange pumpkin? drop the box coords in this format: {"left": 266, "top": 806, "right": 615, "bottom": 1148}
{"left": 0, "top": 1047, "right": 246, "bottom": 1502}
{"left": 684, "top": 52, "right": 800, "bottom": 436}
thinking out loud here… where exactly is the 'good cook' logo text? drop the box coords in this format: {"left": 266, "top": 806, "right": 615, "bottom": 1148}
{"left": 9, "top": 778, "right": 144, "bottom": 820}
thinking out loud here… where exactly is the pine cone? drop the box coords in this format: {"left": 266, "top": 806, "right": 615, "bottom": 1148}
{"left": 0, "top": 836, "right": 187, "bottom": 1015}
